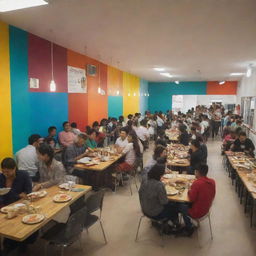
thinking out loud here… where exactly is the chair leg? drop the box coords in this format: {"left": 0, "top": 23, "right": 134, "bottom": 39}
{"left": 99, "top": 220, "right": 107, "bottom": 244}
{"left": 135, "top": 216, "right": 144, "bottom": 242}
{"left": 44, "top": 241, "right": 49, "bottom": 256}
{"left": 159, "top": 223, "right": 164, "bottom": 247}
{"left": 208, "top": 215, "right": 213, "bottom": 240}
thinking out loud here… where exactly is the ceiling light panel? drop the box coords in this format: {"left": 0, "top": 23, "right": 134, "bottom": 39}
{"left": 0, "top": 0, "right": 48, "bottom": 12}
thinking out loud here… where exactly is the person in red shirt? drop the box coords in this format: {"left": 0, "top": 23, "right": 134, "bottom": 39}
{"left": 178, "top": 164, "right": 216, "bottom": 236}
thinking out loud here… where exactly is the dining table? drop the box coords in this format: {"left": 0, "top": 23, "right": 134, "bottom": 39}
{"left": 0, "top": 184, "right": 91, "bottom": 242}
{"left": 165, "top": 129, "right": 180, "bottom": 142}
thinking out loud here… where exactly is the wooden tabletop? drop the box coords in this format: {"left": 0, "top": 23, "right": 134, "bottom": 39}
{"left": 162, "top": 174, "right": 195, "bottom": 203}
{"left": 167, "top": 144, "right": 190, "bottom": 167}
{"left": 74, "top": 155, "right": 122, "bottom": 172}
{"left": 0, "top": 184, "right": 91, "bottom": 241}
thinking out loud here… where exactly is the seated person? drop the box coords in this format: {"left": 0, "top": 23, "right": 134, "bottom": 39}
{"left": 231, "top": 131, "right": 255, "bottom": 156}
{"left": 45, "top": 126, "right": 57, "bottom": 146}
{"left": 33, "top": 144, "right": 65, "bottom": 191}
{"left": 0, "top": 158, "right": 32, "bottom": 206}
{"left": 198, "top": 136, "right": 208, "bottom": 163}
{"left": 136, "top": 120, "right": 150, "bottom": 149}
{"left": 139, "top": 164, "right": 178, "bottom": 225}
{"left": 63, "top": 133, "right": 88, "bottom": 174}
{"left": 71, "top": 122, "right": 81, "bottom": 135}
{"left": 115, "top": 128, "right": 129, "bottom": 151}
{"left": 155, "top": 138, "right": 167, "bottom": 147}
{"left": 222, "top": 130, "right": 236, "bottom": 152}
{"left": 16, "top": 134, "right": 41, "bottom": 179}
{"left": 86, "top": 128, "right": 98, "bottom": 150}
{"left": 179, "top": 125, "right": 189, "bottom": 146}
{"left": 141, "top": 145, "right": 167, "bottom": 181}
{"left": 188, "top": 139, "right": 204, "bottom": 174}
{"left": 190, "top": 127, "right": 203, "bottom": 142}
{"left": 114, "top": 131, "right": 141, "bottom": 173}
{"left": 0, "top": 158, "right": 36, "bottom": 255}
{"left": 93, "top": 121, "right": 106, "bottom": 147}
{"left": 178, "top": 164, "right": 215, "bottom": 236}
{"left": 58, "top": 121, "right": 76, "bottom": 148}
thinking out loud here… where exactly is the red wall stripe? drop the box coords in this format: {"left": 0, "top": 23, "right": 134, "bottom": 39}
{"left": 206, "top": 81, "right": 237, "bottom": 95}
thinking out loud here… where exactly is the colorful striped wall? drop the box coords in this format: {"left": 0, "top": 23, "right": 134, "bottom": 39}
{"left": 0, "top": 21, "right": 149, "bottom": 160}
{"left": 148, "top": 81, "right": 237, "bottom": 112}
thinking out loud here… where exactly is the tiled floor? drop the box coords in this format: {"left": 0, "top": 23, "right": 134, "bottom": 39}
{"left": 31, "top": 140, "right": 256, "bottom": 256}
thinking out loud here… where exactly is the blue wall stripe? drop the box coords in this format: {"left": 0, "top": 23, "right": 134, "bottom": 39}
{"left": 148, "top": 82, "right": 207, "bottom": 112}
{"left": 9, "top": 26, "right": 30, "bottom": 153}
{"left": 108, "top": 96, "right": 123, "bottom": 118}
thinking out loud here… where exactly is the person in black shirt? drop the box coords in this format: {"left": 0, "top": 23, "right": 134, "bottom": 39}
{"left": 188, "top": 140, "right": 204, "bottom": 174}
{"left": 231, "top": 131, "right": 255, "bottom": 157}
{"left": 179, "top": 125, "right": 189, "bottom": 146}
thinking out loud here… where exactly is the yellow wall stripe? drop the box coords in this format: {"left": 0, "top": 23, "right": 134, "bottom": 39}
{"left": 0, "top": 21, "right": 13, "bottom": 161}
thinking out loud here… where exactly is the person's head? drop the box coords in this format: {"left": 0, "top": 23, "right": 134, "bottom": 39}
{"left": 128, "top": 114, "right": 133, "bottom": 120}
{"left": 100, "top": 118, "right": 107, "bottom": 126}
{"left": 195, "top": 164, "right": 209, "bottom": 179}
{"left": 1, "top": 158, "right": 17, "bottom": 179}
{"left": 190, "top": 139, "right": 200, "bottom": 152}
{"left": 230, "top": 130, "right": 236, "bottom": 139}
{"left": 75, "top": 133, "right": 87, "bottom": 147}
{"left": 87, "top": 128, "right": 96, "bottom": 140}
{"left": 48, "top": 126, "right": 57, "bottom": 137}
{"left": 179, "top": 125, "right": 187, "bottom": 133}
{"left": 92, "top": 121, "right": 99, "bottom": 131}
{"left": 148, "top": 163, "right": 165, "bottom": 181}
{"left": 63, "top": 121, "right": 71, "bottom": 132}
{"left": 28, "top": 134, "right": 41, "bottom": 148}
{"left": 119, "top": 116, "right": 124, "bottom": 122}
{"left": 153, "top": 145, "right": 167, "bottom": 160}
{"left": 239, "top": 131, "right": 247, "bottom": 143}
{"left": 140, "top": 119, "right": 147, "bottom": 127}
{"left": 111, "top": 117, "right": 117, "bottom": 124}
{"left": 120, "top": 128, "right": 128, "bottom": 140}
{"left": 38, "top": 144, "right": 54, "bottom": 164}
{"left": 70, "top": 122, "right": 77, "bottom": 129}
{"left": 45, "top": 137, "right": 55, "bottom": 148}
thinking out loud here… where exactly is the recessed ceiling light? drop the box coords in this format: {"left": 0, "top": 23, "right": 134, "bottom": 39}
{"left": 0, "top": 0, "right": 48, "bottom": 12}
{"left": 160, "top": 72, "right": 173, "bottom": 78}
{"left": 153, "top": 67, "right": 165, "bottom": 72}
{"left": 230, "top": 73, "right": 244, "bottom": 76}
{"left": 175, "top": 81, "right": 179, "bottom": 84}
{"left": 219, "top": 81, "right": 225, "bottom": 85}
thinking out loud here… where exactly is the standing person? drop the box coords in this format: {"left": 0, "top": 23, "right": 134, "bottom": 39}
{"left": 58, "top": 121, "right": 76, "bottom": 148}
{"left": 136, "top": 120, "right": 150, "bottom": 150}
{"left": 178, "top": 164, "right": 215, "bottom": 236}
{"left": 212, "top": 106, "right": 222, "bottom": 139}
{"left": 16, "top": 134, "right": 41, "bottom": 180}
{"left": 33, "top": 144, "right": 65, "bottom": 191}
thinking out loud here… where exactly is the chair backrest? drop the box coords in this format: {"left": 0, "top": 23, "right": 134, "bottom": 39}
{"left": 85, "top": 190, "right": 105, "bottom": 214}
{"left": 63, "top": 206, "right": 87, "bottom": 242}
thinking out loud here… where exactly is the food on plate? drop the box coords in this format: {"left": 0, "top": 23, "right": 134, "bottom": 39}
{"left": 53, "top": 193, "right": 72, "bottom": 203}
{"left": 22, "top": 214, "right": 45, "bottom": 224}
{"left": 28, "top": 190, "right": 47, "bottom": 199}
{"left": 165, "top": 185, "right": 178, "bottom": 195}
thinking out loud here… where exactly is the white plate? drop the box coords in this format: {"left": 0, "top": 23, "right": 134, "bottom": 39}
{"left": 22, "top": 214, "right": 45, "bottom": 225}
{"left": 0, "top": 188, "right": 11, "bottom": 196}
{"left": 165, "top": 186, "right": 178, "bottom": 195}
{"left": 59, "top": 183, "right": 69, "bottom": 190}
{"left": 1, "top": 203, "right": 26, "bottom": 214}
{"left": 53, "top": 194, "right": 72, "bottom": 203}
{"left": 163, "top": 174, "right": 174, "bottom": 179}
{"left": 28, "top": 190, "right": 47, "bottom": 198}
{"left": 77, "top": 157, "right": 91, "bottom": 164}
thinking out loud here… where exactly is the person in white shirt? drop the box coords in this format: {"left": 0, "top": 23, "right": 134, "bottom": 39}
{"left": 200, "top": 115, "right": 209, "bottom": 134}
{"left": 115, "top": 128, "right": 129, "bottom": 151}
{"left": 156, "top": 115, "right": 164, "bottom": 127}
{"left": 136, "top": 120, "right": 150, "bottom": 150}
{"left": 71, "top": 122, "right": 81, "bottom": 135}
{"left": 16, "top": 134, "right": 42, "bottom": 179}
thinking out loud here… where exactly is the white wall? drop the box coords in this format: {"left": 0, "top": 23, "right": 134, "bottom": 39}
{"left": 196, "top": 95, "right": 236, "bottom": 106}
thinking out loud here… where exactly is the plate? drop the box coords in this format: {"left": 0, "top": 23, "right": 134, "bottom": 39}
{"left": 165, "top": 186, "right": 178, "bottom": 195}
{"left": 22, "top": 214, "right": 45, "bottom": 225}
{"left": 28, "top": 190, "right": 47, "bottom": 199}
{"left": 1, "top": 203, "right": 26, "bottom": 214}
{"left": 53, "top": 194, "right": 72, "bottom": 203}
{"left": 77, "top": 157, "right": 91, "bottom": 164}
{"left": 0, "top": 188, "right": 11, "bottom": 196}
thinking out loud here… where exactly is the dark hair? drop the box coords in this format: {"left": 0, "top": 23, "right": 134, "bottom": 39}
{"left": 120, "top": 127, "right": 128, "bottom": 134}
{"left": 119, "top": 116, "right": 124, "bottom": 122}
{"left": 28, "top": 134, "right": 41, "bottom": 145}
{"left": 153, "top": 145, "right": 166, "bottom": 160}
{"left": 155, "top": 138, "right": 167, "bottom": 147}
{"left": 148, "top": 164, "right": 165, "bottom": 181}
{"left": 191, "top": 127, "right": 196, "bottom": 131}
{"left": 48, "top": 126, "right": 56, "bottom": 133}
{"left": 71, "top": 122, "right": 77, "bottom": 128}
{"left": 196, "top": 164, "right": 209, "bottom": 176}
{"left": 191, "top": 139, "right": 200, "bottom": 149}
{"left": 38, "top": 144, "right": 54, "bottom": 162}
{"left": 92, "top": 121, "right": 99, "bottom": 128}
{"left": 63, "top": 121, "right": 69, "bottom": 127}
{"left": 156, "top": 156, "right": 167, "bottom": 164}
{"left": 85, "top": 126, "right": 91, "bottom": 134}
{"left": 87, "top": 128, "right": 96, "bottom": 136}
{"left": 1, "top": 158, "right": 17, "bottom": 169}
{"left": 128, "top": 114, "right": 133, "bottom": 119}
{"left": 239, "top": 131, "right": 246, "bottom": 137}
{"left": 100, "top": 118, "right": 107, "bottom": 126}
{"left": 179, "top": 125, "right": 187, "bottom": 133}
{"left": 128, "top": 131, "right": 141, "bottom": 157}
{"left": 140, "top": 119, "right": 147, "bottom": 127}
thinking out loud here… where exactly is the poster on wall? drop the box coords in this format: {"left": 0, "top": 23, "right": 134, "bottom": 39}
{"left": 67, "top": 66, "right": 87, "bottom": 93}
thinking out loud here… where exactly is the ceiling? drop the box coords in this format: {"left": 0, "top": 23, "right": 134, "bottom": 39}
{"left": 1, "top": 0, "right": 256, "bottom": 82}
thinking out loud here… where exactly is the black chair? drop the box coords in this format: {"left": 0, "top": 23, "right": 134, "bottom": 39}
{"left": 42, "top": 206, "right": 87, "bottom": 256}
{"left": 84, "top": 190, "right": 107, "bottom": 244}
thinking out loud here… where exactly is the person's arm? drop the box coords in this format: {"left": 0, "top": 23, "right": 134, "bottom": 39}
{"left": 20, "top": 172, "right": 32, "bottom": 199}
{"left": 158, "top": 183, "right": 169, "bottom": 205}
{"left": 188, "top": 181, "right": 199, "bottom": 202}
{"left": 58, "top": 132, "right": 69, "bottom": 148}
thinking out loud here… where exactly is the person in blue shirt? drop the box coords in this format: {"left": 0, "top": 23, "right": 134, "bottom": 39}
{"left": 0, "top": 157, "right": 32, "bottom": 206}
